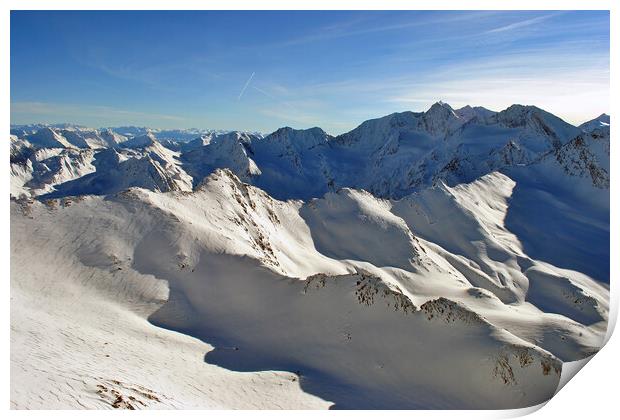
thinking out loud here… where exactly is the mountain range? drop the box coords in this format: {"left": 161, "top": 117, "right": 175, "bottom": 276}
{"left": 10, "top": 102, "right": 610, "bottom": 409}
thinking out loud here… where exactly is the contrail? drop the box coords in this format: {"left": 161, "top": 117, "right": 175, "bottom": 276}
{"left": 252, "top": 85, "right": 277, "bottom": 100}
{"left": 237, "top": 72, "right": 255, "bottom": 100}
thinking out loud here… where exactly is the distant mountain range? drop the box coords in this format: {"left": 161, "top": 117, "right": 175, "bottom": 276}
{"left": 10, "top": 103, "right": 610, "bottom": 199}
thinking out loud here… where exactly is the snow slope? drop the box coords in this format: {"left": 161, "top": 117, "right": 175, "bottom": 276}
{"left": 9, "top": 103, "right": 610, "bottom": 409}
{"left": 579, "top": 113, "right": 610, "bottom": 133}
{"left": 11, "top": 167, "right": 607, "bottom": 408}
{"left": 10, "top": 102, "right": 584, "bottom": 201}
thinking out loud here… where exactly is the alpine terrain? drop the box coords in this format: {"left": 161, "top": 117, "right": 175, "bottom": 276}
{"left": 10, "top": 102, "right": 610, "bottom": 409}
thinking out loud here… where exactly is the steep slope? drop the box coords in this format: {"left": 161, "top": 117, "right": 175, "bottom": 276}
{"left": 26, "top": 127, "right": 74, "bottom": 149}
{"left": 11, "top": 193, "right": 327, "bottom": 410}
{"left": 10, "top": 137, "right": 36, "bottom": 197}
{"left": 178, "top": 133, "right": 215, "bottom": 152}
{"left": 488, "top": 105, "right": 580, "bottom": 149}
{"left": 239, "top": 102, "right": 580, "bottom": 199}
{"left": 38, "top": 146, "right": 192, "bottom": 198}
{"left": 99, "top": 128, "right": 128, "bottom": 147}
{"left": 9, "top": 104, "right": 610, "bottom": 409}
{"left": 300, "top": 188, "right": 424, "bottom": 270}
{"left": 59, "top": 128, "right": 112, "bottom": 149}
{"left": 11, "top": 102, "right": 586, "bottom": 201}
{"left": 182, "top": 131, "right": 262, "bottom": 184}
{"left": 501, "top": 126, "right": 610, "bottom": 283}
{"left": 249, "top": 127, "right": 333, "bottom": 199}
{"left": 391, "top": 171, "right": 608, "bottom": 352}
{"left": 11, "top": 133, "right": 194, "bottom": 199}
{"left": 551, "top": 126, "right": 610, "bottom": 188}
{"left": 24, "top": 126, "right": 123, "bottom": 150}
{"left": 25, "top": 148, "right": 98, "bottom": 196}
{"left": 579, "top": 113, "right": 610, "bottom": 133}
{"left": 121, "top": 132, "right": 160, "bottom": 149}
{"left": 454, "top": 105, "right": 496, "bottom": 122}
{"left": 392, "top": 173, "right": 526, "bottom": 304}
{"left": 420, "top": 105, "right": 581, "bottom": 189}
{"left": 11, "top": 168, "right": 609, "bottom": 408}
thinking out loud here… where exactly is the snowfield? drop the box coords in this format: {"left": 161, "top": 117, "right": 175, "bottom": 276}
{"left": 9, "top": 103, "right": 610, "bottom": 409}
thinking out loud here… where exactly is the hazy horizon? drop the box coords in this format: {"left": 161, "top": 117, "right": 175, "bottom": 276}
{"left": 8, "top": 101, "right": 610, "bottom": 136}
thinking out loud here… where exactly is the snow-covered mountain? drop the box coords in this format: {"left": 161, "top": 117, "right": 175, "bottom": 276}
{"left": 10, "top": 103, "right": 610, "bottom": 409}
{"left": 579, "top": 113, "right": 610, "bottom": 133}
{"left": 10, "top": 123, "right": 260, "bottom": 144}
{"left": 11, "top": 102, "right": 595, "bottom": 200}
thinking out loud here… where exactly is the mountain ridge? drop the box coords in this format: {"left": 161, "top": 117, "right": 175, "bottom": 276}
{"left": 10, "top": 101, "right": 611, "bottom": 409}
{"left": 11, "top": 102, "right": 609, "bottom": 202}
{"left": 10, "top": 102, "right": 604, "bottom": 141}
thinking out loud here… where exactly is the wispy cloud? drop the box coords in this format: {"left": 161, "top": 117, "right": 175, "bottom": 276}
{"left": 252, "top": 85, "right": 279, "bottom": 101}
{"left": 11, "top": 11, "right": 608, "bottom": 134}
{"left": 281, "top": 42, "right": 608, "bottom": 96}
{"left": 251, "top": 84, "right": 325, "bottom": 127}
{"left": 270, "top": 11, "right": 497, "bottom": 48}
{"left": 11, "top": 101, "right": 187, "bottom": 127}
{"left": 78, "top": 52, "right": 226, "bottom": 93}
{"left": 483, "top": 12, "right": 562, "bottom": 35}
{"left": 247, "top": 42, "right": 609, "bottom": 130}
{"left": 383, "top": 56, "right": 609, "bottom": 125}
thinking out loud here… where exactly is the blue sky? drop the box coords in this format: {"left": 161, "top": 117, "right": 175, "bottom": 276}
{"left": 11, "top": 10, "right": 609, "bottom": 134}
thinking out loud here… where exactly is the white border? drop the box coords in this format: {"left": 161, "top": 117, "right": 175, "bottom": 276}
{"left": 2, "top": 1, "right": 616, "bottom": 419}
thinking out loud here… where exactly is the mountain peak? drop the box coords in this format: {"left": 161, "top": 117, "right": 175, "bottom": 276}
{"left": 596, "top": 113, "right": 610, "bottom": 123}
{"left": 26, "top": 127, "right": 74, "bottom": 149}
{"left": 579, "top": 113, "right": 610, "bottom": 133}
{"left": 272, "top": 126, "right": 327, "bottom": 135}
{"left": 266, "top": 126, "right": 330, "bottom": 150}
{"left": 428, "top": 101, "right": 455, "bottom": 113}
{"left": 122, "top": 132, "right": 158, "bottom": 148}
{"left": 454, "top": 105, "right": 495, "bottom": 122}
{"left": 420, "top": 101, "right": 462, "bottom": 136}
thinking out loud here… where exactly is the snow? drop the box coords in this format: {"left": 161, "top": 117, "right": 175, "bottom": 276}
{"left": 25, "top": 127, "right": 74, "bottom": 149}
{"left": 579, "top": 113, "right": 610, "bottom": 133}
{"left": 9, "top": 102, "right": 610, "bottom": 409}
{"left": 10, "top": 197, "right": 326, "bottom": 409}
{"left": 182, "top": 131, "right": 262, "bottom": 185}
{"left": 11, "top": 102, "right": 589, "bottom": 201}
